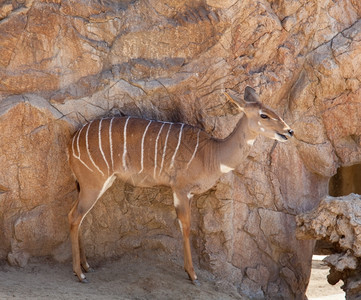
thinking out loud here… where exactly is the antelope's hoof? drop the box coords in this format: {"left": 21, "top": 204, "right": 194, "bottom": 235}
{"left": 80, "top": 277, "right": 89, "bottom": 284}
{"left": 192, "top": 279, "right": 200, "bottom": 286}
{"left": 81, "top": 264, "right": 95, "bottom": 273}
{"left": 187, "top": 273, "right": 200, "bottom": 286}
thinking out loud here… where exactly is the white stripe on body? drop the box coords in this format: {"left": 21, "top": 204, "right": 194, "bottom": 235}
{"left": 98, "top": 118, "right": 110, "bottom": 176}
{"left": 109, "top": 117, "right": 114, "bottom": 172}
{"left": 170, "top": 124, "right": 184, "bottom": 168}
{"left": 86, "top": 121, "right": 105, "bottom": 176}
{"left": 154, "top": 123, "right": 166, "bottom": 178}
{"left": 72, "top": 126, "right": 94, "bottom": 172}
{"left": 159, "top": 123, "right": 173, "bottom": 176}
{"left": 173, "top": 192, "right": 181, "bottom": 207}
{"left": 186, "top": 129, "right": 201, "bottom": 169}
{"left": 139, "top": 120, "right": 152, "bottom": 174}
{"left": 122, "top": 116, "right": 131, "bottom": 170}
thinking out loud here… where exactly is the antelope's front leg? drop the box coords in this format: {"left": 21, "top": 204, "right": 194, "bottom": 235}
{"left": 173, "top": 191, "right": 199, "bottom": 285}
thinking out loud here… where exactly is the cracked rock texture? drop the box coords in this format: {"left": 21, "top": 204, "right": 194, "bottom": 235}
{"left": 0, "top": 0, "right": 361, "bottom": 299}
{"left": 296, "top": 194, "right": 361, "bottom": 300}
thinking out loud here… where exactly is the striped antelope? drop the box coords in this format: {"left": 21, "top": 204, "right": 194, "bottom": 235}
{"left": 68, "top": 87, "right": 294, "bottom": 284}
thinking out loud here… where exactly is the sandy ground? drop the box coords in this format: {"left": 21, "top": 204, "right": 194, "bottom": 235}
{"left": 0, "top": 254, "right": 345, "bottom": 300}
{"left": 0, "top": 253, "right": 240, "bottom": 300}
{"left": 306, "top": 256, "right": 345, "bottom": 300}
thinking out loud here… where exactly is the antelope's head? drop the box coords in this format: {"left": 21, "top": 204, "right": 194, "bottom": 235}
{"left": 224, "top": 87, "right": 294, "bottom": 142}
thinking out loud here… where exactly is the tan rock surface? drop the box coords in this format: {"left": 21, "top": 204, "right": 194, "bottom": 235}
{"left": 0, "top": 0, "right": 360, "bottom": 299}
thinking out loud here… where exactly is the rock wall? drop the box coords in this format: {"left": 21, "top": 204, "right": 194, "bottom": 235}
{"left": 1, "top": 0, "right": 361, "bottom": 299}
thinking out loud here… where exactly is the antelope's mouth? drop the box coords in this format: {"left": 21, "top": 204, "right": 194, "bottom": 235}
{"left": 276, "top": 129, "right": 294, "bottom": 142}
{"left": 277, "top": 133, "right": 289, "bottom": 141}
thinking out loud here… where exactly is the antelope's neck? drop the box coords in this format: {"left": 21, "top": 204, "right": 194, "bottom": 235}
{"left": 215, "top": 116, "right": 257, "bottom": 171}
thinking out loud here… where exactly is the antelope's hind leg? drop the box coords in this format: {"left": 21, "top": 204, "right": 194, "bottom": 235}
{"left": 173, "top": 191, "right": 200, "bottom": 286}
{"left": 68, "top": 188, "right": 100, "bottom": 283}
{"left": 79, "top": 232, "right": 94, "bottom": 273}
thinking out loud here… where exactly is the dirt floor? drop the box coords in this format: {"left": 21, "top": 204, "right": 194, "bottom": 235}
{"left": 0, "top": 254, "right": 345, "bottom": 300}
{"left": 306, "top": 256, "right": 345, "bottom": 300}
{"left": 0, "top": 253, "right": 240, "bottom": 300}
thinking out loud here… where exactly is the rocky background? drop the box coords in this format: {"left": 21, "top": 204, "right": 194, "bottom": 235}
{"left": 0, "top": 0, "right": 361, "bottom": 299}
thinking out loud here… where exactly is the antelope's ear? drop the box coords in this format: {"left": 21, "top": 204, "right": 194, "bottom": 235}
{"left": 244, "top": 86, "right": 260, "bottom": 103}
{"left": 224, "top": 89, "right": 246, "bottom": 111}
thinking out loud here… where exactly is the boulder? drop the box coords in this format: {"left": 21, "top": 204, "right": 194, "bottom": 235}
{"left": 297, "top": 194, "right": 361, "bottom": 299}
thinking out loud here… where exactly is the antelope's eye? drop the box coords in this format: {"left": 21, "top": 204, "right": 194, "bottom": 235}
{"left": 260, "top": 114, "right": 269, "bottom": 119}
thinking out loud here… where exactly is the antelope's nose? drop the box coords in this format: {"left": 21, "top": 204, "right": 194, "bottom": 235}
{"left": 288, "top": 129, "right": 294, "bottom": 137}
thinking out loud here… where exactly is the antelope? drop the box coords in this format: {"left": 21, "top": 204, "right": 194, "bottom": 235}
{"left": 67, "top": 87, "right": 294, "bottom": 285}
